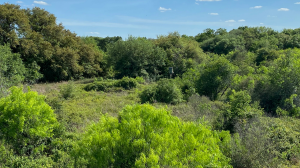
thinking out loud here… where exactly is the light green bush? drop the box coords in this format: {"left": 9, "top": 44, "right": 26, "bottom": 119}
{"left": 0, "top": 86, "right": 58, "bottom": 150}
{"left": 73, "top": 104, "right": 232, "bottom": 167}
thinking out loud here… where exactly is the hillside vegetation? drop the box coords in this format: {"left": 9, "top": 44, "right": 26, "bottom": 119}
{"left": 1, "top": 3, "right": 300, "bottom": 167}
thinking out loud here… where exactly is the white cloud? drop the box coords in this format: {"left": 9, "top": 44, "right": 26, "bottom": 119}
{"left": 250, "top": 6, "right": 262, "bottom": 9}
{"left": 195, "top": 2, "right": 199, "bottom": 5}
{"left": 295, "top": 2, "right": 300, "bottom": 4}
{"left": 225, "top": 20, "right": 235, "bottom": 22}
{"left": 33, "top": 1, "right": 48, "bottom": 5}
{"left": 278, "top": 8, "right": 289, "bottom": 11}
{"left": 260, "top": 23, "right": 264, "bottom": 25}
{"left": 196, "top": 0, "right": 221, "bottom": 1}
{"left": 159, "top": 7, "right": 171, "bottom": 12}
{"left": 90, "top": 32, "right": 100, "bottom": 35}
{"left": 238, "top": 19, "right": 245, "bottom": 22}
{"left": 16, "top": 1, "right": 23, "bottom": 3}
{"left": 209, "top": 13, "right": 219, "bottom": 15}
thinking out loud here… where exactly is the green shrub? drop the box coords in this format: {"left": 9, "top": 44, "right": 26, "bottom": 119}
{"left": 84, "top": 77, "right": 138, "bottom": 92}
{"left": 0, "top": 86, "right": 58, "bottom": 152}
{"left": 230, "top": 117, "right": 300, "bottom": 168}
{"left": 140, "top": 79, "right": 183, "bottom": 104}
{"left": 73, "top": 104, "right": 232, "bottom": 167}
{"left": 221, "top": 90, "right": 263, "bottom": 132}
{"left": 84, "top": 81, "right": 115, "bottom": 92}
{"left": 135, "top": 76, "right": 145, "bottom": 84}
{"left": 155, "top": 79, "right": 183, "bottom": 104}
{"left": 140, "top": 85, "right": 157, "bottom": 103}
{"left": 60, "top": 82, "right": 76, "bottom": 99}
{"left": 115, "top": 77, "right": 138, "bottom": 90}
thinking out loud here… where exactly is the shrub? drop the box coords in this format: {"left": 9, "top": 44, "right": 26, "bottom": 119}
{"left": 115, "top": 77, "right": 138, "bottom": 90}
{"left": 73, "top": 104, "right": 232, "bottom": 167}
{"left": 60, "top": 82, "right": 76, "bottom": 99}
{"left": 135, "top": 76, "right": 145, "bottom": 84}
{"left": 84, "top": 77, "right": 138, "bottom": 92}
{"left": 0, "top": 86, "right": 58, "bottom": 152}
{"left": 140, "top": 85, "right": 157, "bottom": 103}
{"left": 84, "top": 81, "right": 115, "bottom": 92}
{"left": 155, "top": 79, "right": 183, "bottom": 104}
{"left": 140, "top": 79, "right": 183, "bottom": 104}
{"left": 221, "top": 90, "right": 263, "bottom": 132}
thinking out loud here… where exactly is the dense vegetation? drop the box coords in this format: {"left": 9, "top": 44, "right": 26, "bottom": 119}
{"left": 1, "top": 2, "right": 300, "bottom": 167}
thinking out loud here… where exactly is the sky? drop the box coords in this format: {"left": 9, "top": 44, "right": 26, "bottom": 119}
{"left": 2, "top": 0, "right": 300, "bottom": 39}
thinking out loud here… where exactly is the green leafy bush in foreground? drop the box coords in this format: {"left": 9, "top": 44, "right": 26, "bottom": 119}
{"left": 73, "top": 104, "right": 232, "bottom": 168}
{"left": 0, "top": 86, "right": 58, "bottom": 153}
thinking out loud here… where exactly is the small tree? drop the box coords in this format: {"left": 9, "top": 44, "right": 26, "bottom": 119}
{"left": 196, "top": 57, "right": 236, "bottom": 101}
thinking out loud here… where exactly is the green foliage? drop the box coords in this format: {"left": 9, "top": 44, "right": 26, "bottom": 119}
{"left": 107, "top": 36, "right": 167, "bottom": 79}
{"left": 0, "top": 86, "right": 58, "bottom": 153}
{"left": 253, "top": 48, "right": 300, "bottom": 115}
{"left": 115, "top": 76, "right": 138, "bottom": 90}
{"left": 84, "top": 77, "right": 139, "bottom": 92}
{"left": 155, "top": 32, "right": 208, "bottom": 77}
{"left": 155, "top": 79, "right": 183, "bottom": 104}
{"left": 0, "top": 45, "right": 26, "bottom": 97}
{"left": 0, "top": 4, "right": 103, "bottom": 82}
{"left": 73, "top": 104, "right": 232, "bottom": 168}
{"left": 221, "top": 90, "right": 263, "bottom": 132}
{"left": 196, "top": 57, "right": 236, "bottom": 101}
{"left": 140, "top": 79, "right": 183, "bottom": 104}
{"left": 59, "top": 82, "right": 76, "bottom": 100}
{"left": 231, "top": 117, "right": 300, "bottom": 167}
{"left": 140, "top": 84, "right": 157, "bottom": 103}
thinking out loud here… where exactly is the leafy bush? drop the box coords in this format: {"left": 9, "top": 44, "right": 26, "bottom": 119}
{"left": 221, "top": 90, "right": 263, "bottom": 132}
{"left": 0, "top": 86, "right": 58, "bottom": 153}
{"left": 140, "top": 85, "right": 157, "bottom": 103}
{"left": 84, "top": 81, "right": 115, "bottom": 92}
{"left": 84, "top": 77, "right": 138, "bottom": 92}
{"left": 230, "top": 117, "right": 300, "bottom": 168}
{"left": 135, "top": 76, "right": 145, "bottom": 84}
{"left": 115, "top": 76, "right": 138, "bottom": 90}
{"left": 60, "top": 82, "right": 76, "bottom": 99}
{"left": 155, "top": 79, "right": 183, "bottom": 104}
{"left": 140, "top": 79, "right": 183, "bottom": 104}
{"left": 73, "top": 104, "right": 232, "bottom": 167}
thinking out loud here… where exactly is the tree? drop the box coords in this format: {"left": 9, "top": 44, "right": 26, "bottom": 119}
{"left": 0, "top": 45, "right": 25, "bottom": 97}
{"left": 155, "top": 32, "right": 208, "bottom": 77}
{"left": 253, "top": 48, "right": 300, "bottom": 115}
{"left": 0, "top": 3, "right": 30, "bottom": 47}
{"left": 107, "top": 36, "right": 167, "bottom": 78}
{"left": 195, "top": 28, "right": 216, "bottom": 43}
{"left": 196, "top": 57, "right": 236, "bottom": 101}
{"left": 0, "top": 4, "right": 104, "bottom": 82}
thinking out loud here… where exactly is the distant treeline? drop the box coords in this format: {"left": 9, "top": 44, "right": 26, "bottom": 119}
{"left": 2, "top": 3, "right": 300, "bottom": 86}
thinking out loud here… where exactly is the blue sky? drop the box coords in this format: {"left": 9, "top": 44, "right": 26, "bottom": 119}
{"left": 3, "top": 0, "right": 300, "bottom": 39}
